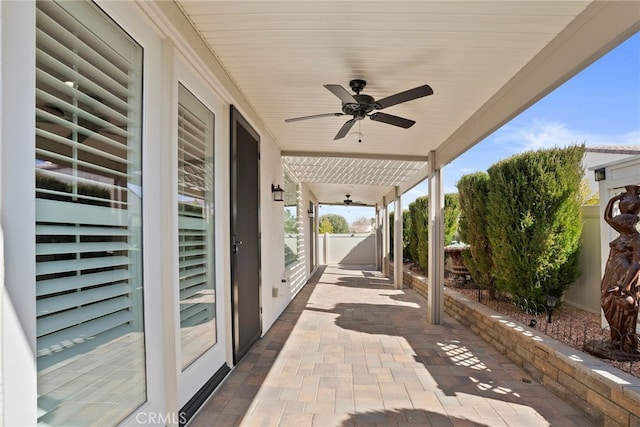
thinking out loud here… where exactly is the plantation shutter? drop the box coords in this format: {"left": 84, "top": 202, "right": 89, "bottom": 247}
{"left": 177, "top": 85, "right": 216, "bottom": 368}
{"left": 34, "top": 0, "right": 143, "bottom": 372}
{"left": 284, "top": 173, "right": 299, "bottom": 266}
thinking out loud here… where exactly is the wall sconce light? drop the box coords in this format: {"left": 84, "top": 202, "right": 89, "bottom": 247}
{"left": 307, "top": 208, "right": 315, "bottom": 218}
{"left": 594, "top": 168, "right": 606, "bottom": 182}
{"left": 271, "top": 184, "right": 284, "bottom": 202}
{"left": 546, "top": 295, "right": 558, "bottom": 323}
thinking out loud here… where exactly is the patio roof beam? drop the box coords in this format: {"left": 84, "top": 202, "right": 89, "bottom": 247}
{"left": 282, "top": 151, "right": 428, "bottom": 163}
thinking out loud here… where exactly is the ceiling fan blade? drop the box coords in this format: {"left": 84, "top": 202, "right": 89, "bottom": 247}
{"left": 373, "top": 84, "right": 433, "bottom": 110}
{"left": 324, "top": 84, "right": 357, "bottom": 104}
{"left": 369, "top": 112, "right": 415, "bottom": 129}
{"left": 285, "top": 112, "right": 343, "bottom": 123}
{"left": 334, "top": 118, "right": 356, "bottom": 140}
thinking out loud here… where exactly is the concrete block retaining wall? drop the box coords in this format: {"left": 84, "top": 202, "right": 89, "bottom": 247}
{"left": 392, "top": 264, "right": 640, "bottom": 427}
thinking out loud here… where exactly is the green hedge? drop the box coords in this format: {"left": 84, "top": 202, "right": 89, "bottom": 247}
{"left": 408, "top": 196, "right": 429, "bottom": 271}
{"left": 457, "top": 172, "right": 496, "bottom": 296}
{"left": 476, "top": 145, "right": 584, "bottom": 305}
{"left": 404, "top": 193, "right": 460, "bottom": 273}
{"left": 444, "top": 193, "right": 460, "bottom": 245}
{"left": 390, "top": 210, "right": 412, "bottom": 258}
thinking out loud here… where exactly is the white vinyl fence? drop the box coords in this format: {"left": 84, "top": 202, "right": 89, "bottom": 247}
{"left": 564, "top": 205, "right": 601, "bottom": 313}
{"left": 319, "top": 233, "right": 376, "bottom": 265}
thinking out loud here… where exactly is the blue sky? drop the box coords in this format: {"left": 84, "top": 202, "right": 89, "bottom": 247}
{"left": 321, "top": 32, "right": 640, "bottom": 223}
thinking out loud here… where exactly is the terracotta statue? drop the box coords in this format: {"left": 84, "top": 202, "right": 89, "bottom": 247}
{"left": 600, "top": 184, "right": 640, "bottom": 354}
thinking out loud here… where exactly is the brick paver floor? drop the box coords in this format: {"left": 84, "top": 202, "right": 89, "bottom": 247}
{"left": 190, "top": 265, "right": 596, "bottom": 426}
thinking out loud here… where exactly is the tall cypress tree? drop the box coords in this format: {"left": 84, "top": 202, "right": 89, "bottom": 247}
{"left": 458, "top": 172, "right": 496, "bottom": 296}
{"left": 486, "top": 145, "right": 584, "bottom": 304}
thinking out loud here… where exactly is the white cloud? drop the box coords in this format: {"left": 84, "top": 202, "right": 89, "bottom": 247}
{"left": 438, "top": 120, "right": 639, "bottom": 196}
{"left": 494, "top": 119, "right": 640, "bottom": 152}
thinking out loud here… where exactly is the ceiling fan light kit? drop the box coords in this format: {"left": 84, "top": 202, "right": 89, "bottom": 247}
{"left": 343, "top": 194, "right": 366, "bottom": 206}
{"left": 285, "top": 79, "right": 433, "bottom": 140}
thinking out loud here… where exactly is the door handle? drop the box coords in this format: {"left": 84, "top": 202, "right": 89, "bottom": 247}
{"left": 233, "top": 236, "right": 243, "bottom": 254}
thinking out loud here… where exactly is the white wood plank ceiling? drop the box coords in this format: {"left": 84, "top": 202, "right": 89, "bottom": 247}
{"left": 171, "top": 1, "right": 639, "bottom": 205}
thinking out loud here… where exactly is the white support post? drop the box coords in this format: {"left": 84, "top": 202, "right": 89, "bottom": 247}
{"left": 427, "top": 152, "right": 445, "bottom": 324}
{"left": 382, "top": 197, "right": 389, "bottom": 277}
{"left": 394, "top": 186, "right": 403, "bottom": 289}
{"left": 375, "top": 204, "right": 380, "bottom": 270}
{"left": 323, "top": 232, "right": 330, "bottom": 265}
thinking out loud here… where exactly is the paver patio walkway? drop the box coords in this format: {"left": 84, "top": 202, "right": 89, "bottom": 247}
{"left": 190, "top": 265, "right": 595, "bottom": 426}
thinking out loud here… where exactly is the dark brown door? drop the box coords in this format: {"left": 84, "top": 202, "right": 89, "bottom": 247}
{"left": 230, "top": 106, "right": 261, "bottom": 364}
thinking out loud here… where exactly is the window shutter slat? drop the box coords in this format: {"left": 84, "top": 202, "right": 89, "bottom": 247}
{"left": 37, "top": 313, "right": 134, "bottom": 357}
{"left": 36, "top": 199, "right": 129, "bottom": 226}
{"left": 178, "top": 216, "right": 208, "bottom": 230}
{"left": 36, "top": 241, "right": 130, "bottom": 256}
{"left": 180, "top": 283, "right": 208, "bottom": 300}
{"left": 180, "top": 305, "right": 210, "bottom": 327}
{"left": 36, "top": 256, "right": 131, "bottom": 276}
{"left": 36, "top": 224, "right": 131, "bottom": 237}
{"left": 37, "top": 296, "right": 132, "bottom": 337}
{"left": 37, "top": 282, "right": 132, "bottom": 316}
{"left": 37, "top": 270, "right": 133, "bottom": 297}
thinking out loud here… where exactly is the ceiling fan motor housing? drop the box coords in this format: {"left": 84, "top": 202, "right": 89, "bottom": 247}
{"left": 342, "top": 94, "right": 375, "bottom": 119}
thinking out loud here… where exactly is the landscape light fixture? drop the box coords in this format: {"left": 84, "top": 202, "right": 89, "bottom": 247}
{"left": 271, "top": 184, "right": 284, "bottom": 202}
{"left": 546, "top": 295, "right": 559, "bottom": 323}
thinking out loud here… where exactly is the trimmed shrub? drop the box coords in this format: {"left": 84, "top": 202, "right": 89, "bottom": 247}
{"left": 444, "top": 193, "right": 460, "bottom": 245}
{"left": 486, "top": 145, "right": 584, "bottom": 305}
{"left": 457, "top": 172, "right": 496, "bottom": 296}
{"left": 402, "top": 209, "right": 412, "bottom": 258}
{"left": 408, "top": 196, "right": 429, "bottom": 271}
{"left": 406, "top": 193, "right": 460, "bottom": 273}
{"left": 390, "top": 210, "right": 412, "bottom": 259}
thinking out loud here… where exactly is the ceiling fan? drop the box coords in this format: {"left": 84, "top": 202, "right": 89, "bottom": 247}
{"left": 285, "top": 79, "right": 433, "bottom": 140}
{"left": 343, "top": 194, "right": 366, "bottom": 206}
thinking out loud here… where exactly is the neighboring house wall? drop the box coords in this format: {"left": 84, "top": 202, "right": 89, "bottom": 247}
{"left": 319, "top": 233, "right": 376, "bottom": 265}
{"left": 583, "top": 147, "right": 640, "bottom": 199}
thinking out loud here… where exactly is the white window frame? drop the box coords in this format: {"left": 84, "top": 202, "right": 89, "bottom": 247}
{"left": 2, "top": 3, "right": 38, "bottom": 424}
{"left": 1, "top": 1, "right": 168, "bottom": 424}
{"left": 174, "top": 54, "right": 228, "bottom": 409}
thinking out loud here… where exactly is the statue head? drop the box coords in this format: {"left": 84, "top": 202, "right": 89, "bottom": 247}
{"left": 619, "top": 185, "right": 640, "bottom": 216}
